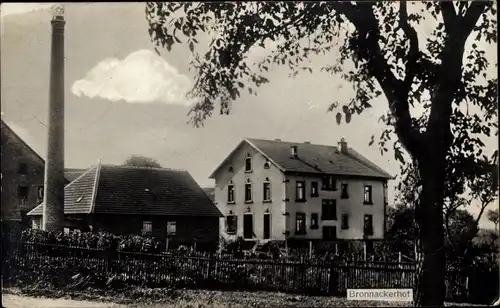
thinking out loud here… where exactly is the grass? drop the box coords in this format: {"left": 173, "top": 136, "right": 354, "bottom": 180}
{"left": 3, "top": 287, "right": 477, "bottom": 307}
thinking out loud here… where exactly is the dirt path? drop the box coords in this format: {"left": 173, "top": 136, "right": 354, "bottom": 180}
{"left": 2, "top": 294, "right": 126, "bottom": 308}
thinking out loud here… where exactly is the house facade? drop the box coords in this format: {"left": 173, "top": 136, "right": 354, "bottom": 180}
{"left": 1, "top": 120, "right": 45, "bottom": 227}
{"left": 28, "top": 164, "right": 223, "bottom": 251}
{"left": 210, "top": 138, "right": 392, "bottom": 243}
{"left": 1, "top": 120, "right": 87, "bottom": 228}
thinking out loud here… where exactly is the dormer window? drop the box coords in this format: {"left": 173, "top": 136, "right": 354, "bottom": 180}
{"left": 245, "top": 154, "right": 252, "bottom": 172}
{"left": 228, "top": 166, "right": 234, "bottom": 173}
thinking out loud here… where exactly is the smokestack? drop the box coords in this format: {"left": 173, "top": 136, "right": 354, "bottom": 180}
{"left": 42, "top": 4, "right": 66, "bottom": 232}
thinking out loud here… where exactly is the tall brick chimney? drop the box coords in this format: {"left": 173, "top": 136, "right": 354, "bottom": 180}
{"left": 42, "top": 5, "right": 66, "bottom": 232}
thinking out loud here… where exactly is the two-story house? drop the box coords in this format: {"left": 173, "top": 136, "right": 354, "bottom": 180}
{"left": 209, "top": 138, "right": 392, "bottom": 244}
{"left": 1, "top": 119, "right": 86, "bottom": 229}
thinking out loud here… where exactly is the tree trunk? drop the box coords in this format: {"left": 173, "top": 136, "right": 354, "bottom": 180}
{"left": 414, "top": 165, "right": 447, "bottom": 306}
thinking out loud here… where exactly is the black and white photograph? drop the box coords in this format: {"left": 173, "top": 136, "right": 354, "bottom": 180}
{"left": 1, "top": 2, "right": 498, "bottom": 307}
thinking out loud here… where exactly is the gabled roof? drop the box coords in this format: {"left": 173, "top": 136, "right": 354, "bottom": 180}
{"left": 28, "top": 164, "right": 223, "bottom": 217}
{"left": 2, "top": 120, "right": 85, "bottom": 184}
{"left": 1, "top": 119, "right": 45, "bottom": 165}
{"left": 209, "top": 138, "right": 392, "bottom": 180}
{"left": 64, "top": 169, "right": 87, "bottom": 183}
{"left": 202, "top": 187, "right": 215, "bottom": 202}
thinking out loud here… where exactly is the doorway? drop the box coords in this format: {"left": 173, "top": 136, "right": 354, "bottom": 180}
{"left": 263, "top": 213, "right": 271, "bottom": 239}
{"left": 243, "top": 213, "right": 253, "bottom": 239}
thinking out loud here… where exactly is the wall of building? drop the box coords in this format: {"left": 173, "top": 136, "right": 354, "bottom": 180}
{"left": 285, "top": 174, "right": 387, "bottom": 240}
{"left": 1, "top": 126, "right": 45, "bottom": 223}
{"left": 90, "top": 214, "right": 219, "bottom": 244}
{"left": 213, "top": 142, "right": 287, "bottom": 241}
{"left": 32, "top": 214, "right": 220, "bottom": 244}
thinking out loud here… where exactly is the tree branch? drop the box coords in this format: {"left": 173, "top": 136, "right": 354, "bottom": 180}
{"left": 440, "top": 2, "right": 458, "bottom": 33}
{"left": 399, "top": 1, "right": 420, "bottom": 96}
{"left": 331, "top": 2, "right": 425, "bottom": 160}
{"left": 459, "top": 2, "right": 488, "bottom": 39}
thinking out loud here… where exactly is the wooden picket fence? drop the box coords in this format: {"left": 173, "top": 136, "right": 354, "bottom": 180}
{"left": 2, "top": 239, "right": 493, "bottom": 303}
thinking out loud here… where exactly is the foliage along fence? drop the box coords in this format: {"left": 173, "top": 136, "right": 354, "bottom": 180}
{"left": 4, "top": 237, "right": 496, "bottom": 304}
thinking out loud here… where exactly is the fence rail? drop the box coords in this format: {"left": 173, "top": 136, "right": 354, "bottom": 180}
{"left": 2, "top": 239, "right": 497, "bottom": 303}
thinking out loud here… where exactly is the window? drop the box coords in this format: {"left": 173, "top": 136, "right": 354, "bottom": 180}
{"left": 364, "top": 185, "right": 373, "bottom": 204}
{"left": 341, "top": 183, "right": 349, "bottom": 199}
{"left": 310, "top": 213, "right": 319, "bottom": 229}
{"left": 17, "top": 186, "right": 29, "bottom": 204}
{"left": 364, "top": 214, "right": 374, "bottom": 236}
{"left": 263, "top": 182, "right": 271, "bottom": 201}
{"left": 245, "top": 155, "right": 252, "bottom": 172}
{"left": 142, "top": 221, "right": 153, "bottom": 236}
{"left": 321, "top": 176, "right": 336, "bottom": 191}
{"left": 227, "top": 182, "right": 235, "bottom": 203}
{"left": 311, "top": 181, "right": 319, "bottom": 197}
{"left": 264, "top": 161, "right": 271, "bottom": 169}
{"left": 18, "top": 163, "right": 28, "bottom": 175}
{"left": 295, "top": 181, "right": 306, "bottom": 201}
{"left": 322, "top": 226, "right": 337, "bottom": 240}
{"left": 226, "top": 215, "right": 237, "bottom": 234}
{"left": 341, "top": 214, "right": 349, "bottom": 230}
{"left": 245, "top": 182, "right": 253, "bottom": 202}
{"left": 167, "top": 221, "right": 176, "bottom": 236}
{"left": 295, "top": 212, "right": 306, "bottom": 235}
{"left": 321, "top": 199, "right": 337, "bottom": 220}
{"left": 37, "top": 185, "right": 44, "bottom": 200}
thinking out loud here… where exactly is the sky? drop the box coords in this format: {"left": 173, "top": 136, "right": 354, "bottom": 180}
{"left": 1, "top": 3, "right": 498, "bottom": 228}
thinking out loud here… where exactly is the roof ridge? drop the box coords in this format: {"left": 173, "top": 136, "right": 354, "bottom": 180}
{"left": 246, "top": 137, "right": 336, "bottom": 148}
{"left": 100, "top": 164, "right": 187, "bottom": 173}
{"left": 88, "top": 162, "right": 102, "bottom": 214}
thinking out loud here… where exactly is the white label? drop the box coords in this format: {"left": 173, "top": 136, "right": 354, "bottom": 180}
{"left": 347, "top": 289, "right": 413, "bottom": 302}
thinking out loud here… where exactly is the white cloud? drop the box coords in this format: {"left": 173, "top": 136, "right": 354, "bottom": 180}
{"left": 71, "top": 49, "right": 193, "bottom": 106}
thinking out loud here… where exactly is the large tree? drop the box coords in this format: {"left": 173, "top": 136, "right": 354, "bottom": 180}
{"left": 145, "top": 2, "right": 497, "bottom": 306}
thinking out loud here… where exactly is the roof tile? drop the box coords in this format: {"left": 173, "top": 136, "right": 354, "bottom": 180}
{"left": 245, "top": 138, "right": 392, "bottom": 179}
{"left": 28, "top": 165, "right": 222, "bottom": 217}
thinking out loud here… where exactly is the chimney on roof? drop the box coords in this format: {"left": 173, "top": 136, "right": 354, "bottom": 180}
{"left": 338, "top": 138, "right": 348, "bottom": 154}
{"left": 290, "top": 145, "right": 298, "bottom": 158}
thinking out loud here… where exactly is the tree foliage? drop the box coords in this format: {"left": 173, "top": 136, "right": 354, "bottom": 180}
{"left": 145, "top": 2, "right": 497, "bottom": 306}
{"left": 123, "top": 155, "right": 162, "bottom": 168}
{"left": 487, "top": 208, "right": 499, "bottom": 230}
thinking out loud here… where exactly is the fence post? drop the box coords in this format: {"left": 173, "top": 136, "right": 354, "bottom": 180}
{"left": 106, "top": 240, "right": 118, "bottom": 273}
{"left": 207, "top": 257, "right": 214, "bottom": 284}
{"left": 363, "top": 242, "right": 367, "bottom": 262}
